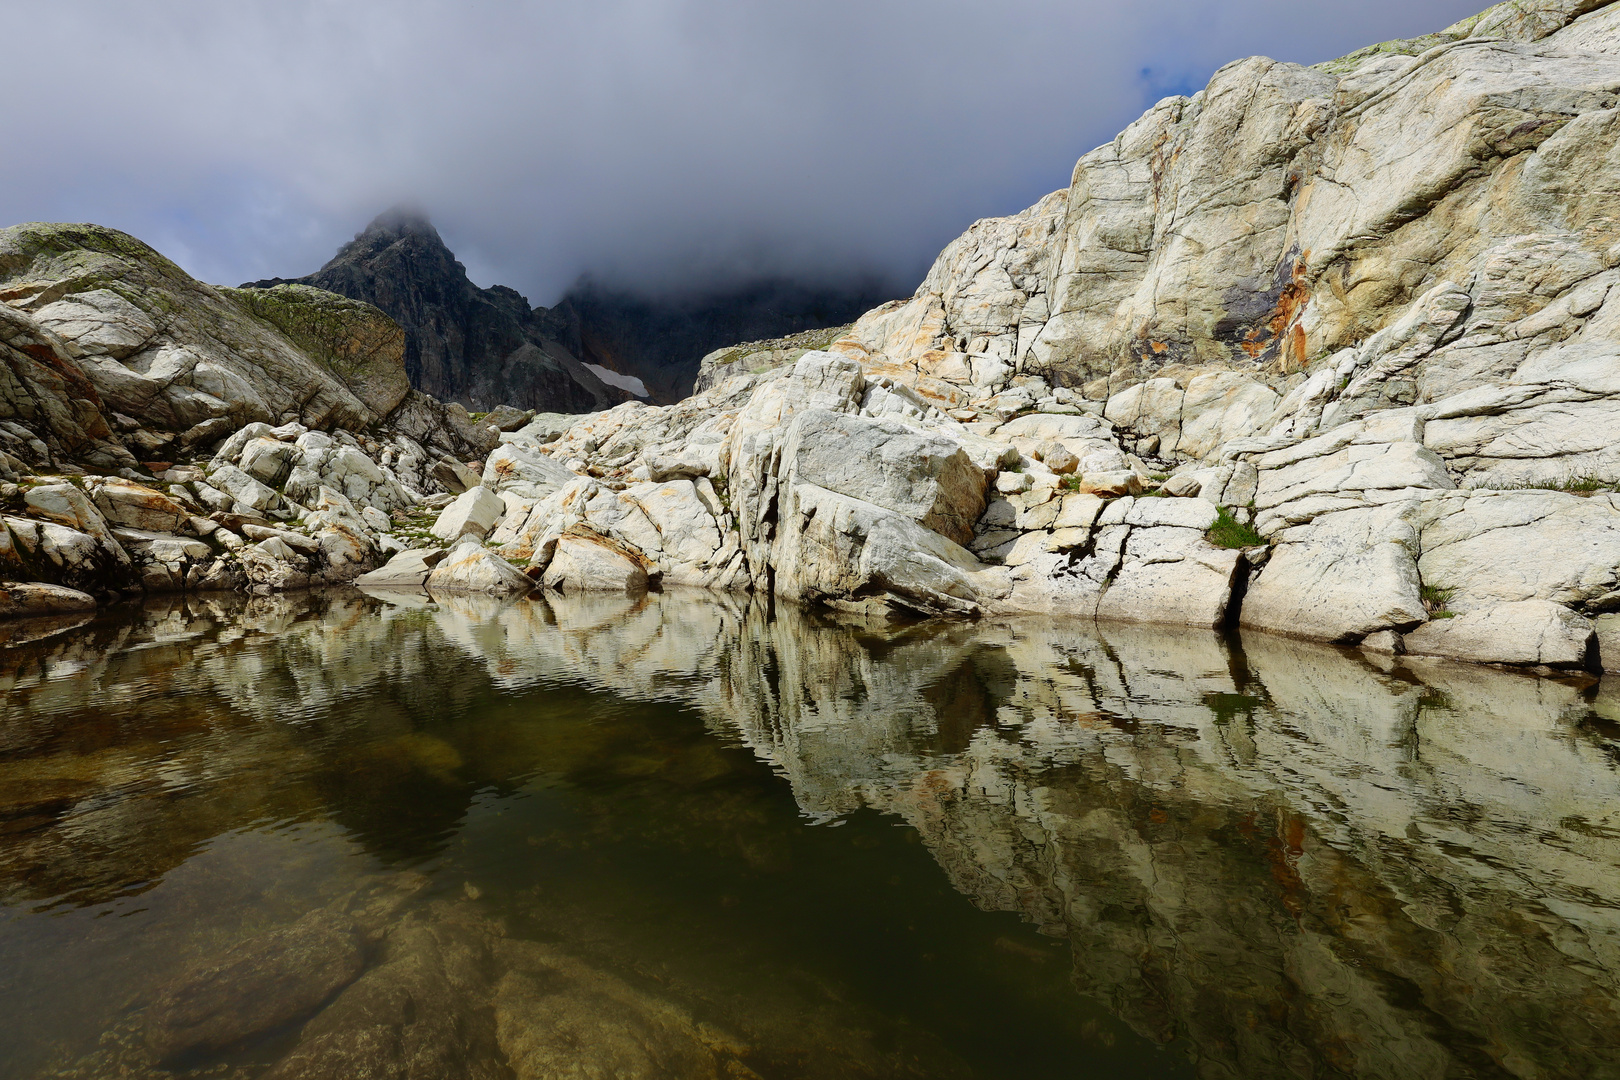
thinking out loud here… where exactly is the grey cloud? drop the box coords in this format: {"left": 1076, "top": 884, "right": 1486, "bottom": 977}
{"left": 4, "top": 0, "right": 1486, "bottom": 303}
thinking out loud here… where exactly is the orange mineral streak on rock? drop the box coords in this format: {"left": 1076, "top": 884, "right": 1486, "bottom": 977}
{"left": 860, "top": 358, "right": 971, "bottom": 409}
{"left": 1242, "top": 252, "right": 1313, "bottom": 369}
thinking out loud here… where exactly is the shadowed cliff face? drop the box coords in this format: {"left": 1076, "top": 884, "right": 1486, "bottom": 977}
{"left": 557, "top": 278, "right": 896, "bottom": 403}
{"left": 245, "top": 211, "right": 627, "bottom": 414}
{"left": 2, "top": 591, "right": 1617, "bottom": 1078}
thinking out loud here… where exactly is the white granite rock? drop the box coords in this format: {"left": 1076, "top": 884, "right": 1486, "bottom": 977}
{"left": 426, "top": 540, "right": 534, "bottom": 595}
{"left": 538, "top": 532, "right": 650, "bottom": 594}
{"left": 0, "top": 581, "right": 97, "bottom": 617}
{"left": 1403, "top": 600, "right": 1594, "bottom": 667}
{"left": 1418, "top": 491, "right": 1620, "bottom": 613}
{"left": 780, "top": 409, "right": 988, "bottom": 546}
{"left": 1597, "top": 613, "right": 1620, "bottom": 674}
{"left": 356, "top": 548, "right": 447, "bottom": 589}
{"left": 1241, "top": 503, "right": 1428, "bottom": 642}
{"left": 1096, "top": 527, "right": 1245, "bottom": 628}
{"left": 432, "top": 486, "right": 507, "bottom": 543}
{"left": 482, "top": 441, "right": 577, "bottom": 500}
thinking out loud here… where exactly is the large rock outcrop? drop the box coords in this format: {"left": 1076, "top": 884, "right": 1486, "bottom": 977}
{"left": 832, "top": 0, "right": 1620, "bottom": 394}
{"left": 0, "top": 223, "right": 512, "bottom": 608}
{"left": 5, "top": 0, "right": 1620, "bottom": 675}
{"left": 380, "top": 0, "right": 1620, "bottom": 672}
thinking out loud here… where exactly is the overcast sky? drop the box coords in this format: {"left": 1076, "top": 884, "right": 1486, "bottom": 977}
{"left": 5, "top": 0, "right": 1484, "bottom": 305}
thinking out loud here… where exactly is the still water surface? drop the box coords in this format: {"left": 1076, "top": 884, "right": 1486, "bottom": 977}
{"left": 0, "top": 589, "right": 1617, "bottom": 1078}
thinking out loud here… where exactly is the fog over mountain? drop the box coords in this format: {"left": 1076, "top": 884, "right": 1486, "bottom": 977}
{"left": 5, "top": 0, "right": 1483, "bottom": 304}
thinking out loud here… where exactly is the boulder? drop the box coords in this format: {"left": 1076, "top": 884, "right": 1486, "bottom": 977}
{"left": 779, "top": 409, "right": 987, "bottom": 546}
{"left": 995, "top": 471, "right": 1033, "bottom": 495}
{"left": 355, "top": 547, "right": 448, "bottom": 589}
{"left": 430, "top": 457, "right": 482, "bottom": 494}
{"left": 1161, "top": 473, "right": 1202, "bottom": 497}
{"left": 431, "top": 486, "right": 506, "bottom": 543}
{"left": 1096, "top": 528, "right": 1245, "bottom": 627}
{"left": 23, "top": 483, "right": 118, "bottom": 544}
{"left": 180, "top": 416, "right": 238, "bottom": 449}
{"left": 87, "top": 477, "right": 189, "bottom": 533}
{"left": 538, "top": 532, "right": 650, "bottom": 594}
{"left": 621, "top": 479, "right": 736, "bottom": 588}
{"left": 207, "top": 464, "right": 280, "bottom": 513}
{"left": 0, "top": 582, "right": 97, "bottom": 618}
{"left": 241, "top": 524, "right": 322, "bottom": 554}
{"left": 1241, "top": 504, "right": 1428, "bottom": 642}
{"left": 482, "top": 404, "right": 533, "bottom": 431}
{"left": 239, "top": 437, "right": 298, "bottom": 487}
{"left": 1038, "top": 441, "right": 1079, "bottom": 474}
{"left": 1597, "top": 613, "right": 1620, "bottom": 674}
{"left": 1361, "top": 629, "right": 1404, "bottom": 654}
{"left": 481, "top": 441, "right": 576, "bottom": 500}
{"left": 1418, "top": 491, "right": 1620, "bottom": 613}
{"left": 773, "top": 482, "right": 1007, "bottom": 617}
{"left": 1076, "top": 471, "right": 1143, "bottom": 497}
{"left": 255, "top": 535, "right": 306, "bottom": 564}
{"left": 425, "top": 540, "right": 535, "bottom": 595}
{"left": 511, "top": 412, "right": 587, "bottom": 444}
{"left": 1403, "top": 600, "right": 1595, "bottom": 667}
{"left": 143, "top": 910, "right": 364, "bottom": 1062}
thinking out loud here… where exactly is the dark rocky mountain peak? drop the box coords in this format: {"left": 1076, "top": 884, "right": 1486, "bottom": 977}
{"left": 244, "top": 208, "right": 625, "bottom": 414}
{"left": 248, "top": 208, "right": 898, "bottom": 410}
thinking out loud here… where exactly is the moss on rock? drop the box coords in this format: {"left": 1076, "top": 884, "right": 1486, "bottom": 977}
{"left": 223, "top": 284, "right": 410, "bottom": 417}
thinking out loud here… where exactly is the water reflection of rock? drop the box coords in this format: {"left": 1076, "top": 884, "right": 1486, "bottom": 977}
{"left": 0, "top": 589, "right": 593, "bottom": 913}
{"left": 419, "top": 590, "right": 1620, "bottom": 1079}
{"left": 4, "top": 589, "right": 1620, "bottom": 1077}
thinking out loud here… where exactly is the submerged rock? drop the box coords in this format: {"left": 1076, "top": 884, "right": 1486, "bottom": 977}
{"left": 494, "top": 946, "right": 743, "bottom": 1080}
{"left": 143, "top": 910, "right": 364, "bottom": 1062}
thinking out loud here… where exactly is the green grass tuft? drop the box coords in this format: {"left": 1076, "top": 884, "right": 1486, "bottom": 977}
{"left": 1206, "top": 506, "right": 1264, "bottom": 549}
{"left": 1421, "top": 584, "right": 1457, "bottom": 618}
{"left": 1488, "top": 473, "right": 1614, "bottom": 495}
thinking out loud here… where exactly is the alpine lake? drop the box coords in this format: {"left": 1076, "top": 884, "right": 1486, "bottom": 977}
{"left": 1, "top": 587, "right": 1616, "bottom": 1079}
